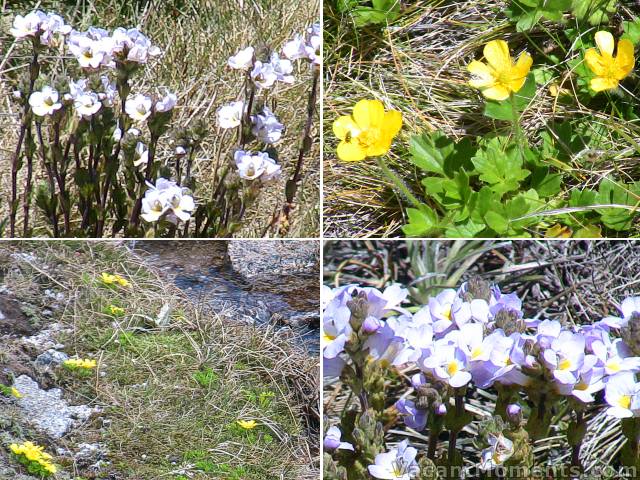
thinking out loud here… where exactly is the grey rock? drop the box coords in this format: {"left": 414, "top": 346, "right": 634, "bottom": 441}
{"left": 13, "top": 376, "right": 97, "bottom": 438}
{"left": 35, "top": 349, "right": 69, "bottom": 368}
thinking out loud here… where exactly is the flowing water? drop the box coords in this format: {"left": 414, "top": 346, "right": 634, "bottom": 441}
{"left": 129, "top": 240, "right": 320, "bottom": 353}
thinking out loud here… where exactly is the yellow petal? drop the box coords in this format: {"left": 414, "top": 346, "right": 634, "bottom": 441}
{"left": 595, "top": 31, "right": 615, "bottom": 57}
{"left": 366, "top": 137, "right": 393, "bottom": 157}
{"left": 584, "top": 49, "right": 609, "bottom": 77}
{"left": 590, "top": 76, "right": 619, "bottom": 92}
{"left": 382, "top": 110, "right": 402, "bottom": 138}
{"left": 468, "top": 60, "right": 495, "bottom": 88}
{"left": 337, "top": 140, "right": 367, "bottom": 161}
{"left": 614, "top": 39, "right": 635, "bottom": 80}
{"left": 483, "top": 40, "right": 512, "bottom": 74}
{"left": 481, "top": 84, "right": 511, "bottom": 101}
{"left": 333, "top": 115, "right": 359, "bottom": 140}
{"left": 352, "top": 99, "right": 385, "bottom": 130}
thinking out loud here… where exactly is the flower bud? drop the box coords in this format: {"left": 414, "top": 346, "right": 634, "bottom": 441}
{"left": 323, "top": 436, "right": 340, "bottom": 451}
{"left": 506, "top": 404, "right": 522, "bottom": 426}
{"left": 466, "top": 277, "right": 491, "bottom": 302}
{"left": 435, "top": 403, "right": 447, "bottom": 416}
{"left": 361, "top": 316, "right": 381, "bottom": 334}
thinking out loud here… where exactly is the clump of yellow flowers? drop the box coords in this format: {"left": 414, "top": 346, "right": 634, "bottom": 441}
{"left": 237, "top": 419, "right": 258, "bottom": 429}
{"left": 332, "top": 99, "right": 402, "bottom": 162}
{"left": 100, "top": 272, "right": 130, "bottom": 287}
{"left": 9, "top": 441, "right": 57, "bottom": 476}
{"left": 0, "top": 383, "right": 22, "bottom": 398}
{"left": 584, "top": 31, "right": 634, "bottom": 92}
{"left": 63, "top": 358, "right": 97, "bottom": 370}
{"left": 107, "top": 305, "right": 125, "bottom": 316}
{"left": 467, "top": 39, "right": 532, "bottom": 101}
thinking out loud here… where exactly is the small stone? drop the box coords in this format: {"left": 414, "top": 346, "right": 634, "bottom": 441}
{"left": 35, "top": 349, "right": 69, "bottom": 368}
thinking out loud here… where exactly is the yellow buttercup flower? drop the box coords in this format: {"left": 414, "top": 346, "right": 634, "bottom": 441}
{"left": 108, "top": 305, "right": 125, "bottom": 316}
{"left": 237, "top": 419, "right": 258, "bottom": 429}
{"left": 63, "top": 358, "right": 97, "bottom": 370}
{"left": 467, "top": 39, "right": 533, "bottom": 101}
{"left": 332, "top": 99, "right": 402, "bottom": 161}
{"left": 9, "top": 441, "right": 57, "bottom": 475}
{"left": 10, "top": 387, "right": 22, "bottom": 398}
{"left": 100, "top": 272, "right": 130, "bottom": 287}
{"left": 584, "top": 31, "right": 634, "bottom": 92}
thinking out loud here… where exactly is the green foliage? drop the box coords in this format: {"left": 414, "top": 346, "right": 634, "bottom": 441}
{"left": 507, "top": 0, "right": 617, "bottom": 30}
{"left": 336, "top": 0, "right": 401, "bottom": 26}
{"left": 193, "top": 367, "right": 220, "bottom": 389}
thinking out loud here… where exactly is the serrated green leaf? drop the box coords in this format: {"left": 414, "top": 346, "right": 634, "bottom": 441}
{"left": 409, "top": 132, "right": 454, "bottom": 175}
{"left": 471, "top": 140, "right": 530, "bottom": 195}
{"left": 485, "top": 211, "right": 509, "bottom": 234}
{"left": 402, "top": 207, "right": 439, "bottom": 237}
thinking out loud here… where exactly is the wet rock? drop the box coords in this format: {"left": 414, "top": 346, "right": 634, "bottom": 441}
{"left": 13, "top": 375, "right": 97, "bottom": 439}
{"left": 0, "top": 295, "right": 36, "bottom": 336}
{"left": 35, "top": 349, "right": 69, "bottom": 369}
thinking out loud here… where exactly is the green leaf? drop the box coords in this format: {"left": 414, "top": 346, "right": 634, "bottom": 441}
{"left": 484, "top": 211, "right": 509, "bottom": 234}
{"left": 402, "top": 207, "right": 439, "bottom": 237}
{"left": 409, "top": 132, "right": 455, "bottom": 175}
{"left": 596, "top": 178, "right": 640, "bottom": 231}
{"left": 471, "top": 139, "right": 530, "bottom": 196}
{"left": 623, "top": 19, "right": 640, "bottom": 45}
{"left": 571, "top": 0, "right": 616, "bottom": 25}
{"left": 530, "top": 166, "right": 563, "bottom": 197}
{"left": 444, "top": 220, "right": 486, "bottom": 238}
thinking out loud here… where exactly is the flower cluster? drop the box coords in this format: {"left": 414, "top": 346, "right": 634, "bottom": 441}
{"left": 100, "top": 272, "right": 130, "bottom": 287}
{"left": 234, "top": 151, "right": 281, "bottom": 182}
{"left": 467, "top": 31, "right": 634, "bottom": 99}
{"left": 141, "top": 178, "right": 195, "bottom": 223}
{"left": 63, "top": 358, "right": 97, "bottom": 370}
{"left": 9, "top": 441, "right": 57, "bottom": 476}
{"left": 282, "top": 23, "right": 321, "bottom": 66}
{"left": 323, "top": 279, "right": 640, "bottom": 475}
{"left": 10, "top": 10, "right": 71, "bottom": 46}
{"left": 0, "top": 383, "right": 22, "bottom": 399}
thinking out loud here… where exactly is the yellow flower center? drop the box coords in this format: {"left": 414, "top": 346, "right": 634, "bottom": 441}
{"left": 323, "top": 332, "right": 336, "bottom": 343}
{"left": 558, "top": 358, "right": 572, "bottom": 371}
{"left": 619, "top": 395, "right": 632, "bottom": 409}
{"left": 447, "top": 361, "right": 459, "bottom": 376}
{"left": 471, "top": 346, "right": 483, "bottom": 359}
{"left": 607, "top": 360, "right": 621, "bottom": 373}
{"left": 442, "top": 305, "right": 452, "bottom": 321}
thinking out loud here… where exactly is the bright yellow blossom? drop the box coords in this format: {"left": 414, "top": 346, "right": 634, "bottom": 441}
{"left": 10, "top": 387, "right": 22, "bottom": 398}
{"left": 332, "top": 99, "right": 402, "bottom": 161}
{"left": 108, "top": 305, "right": 125, "bottom": 316}
{"left": 584, "top": 31, "right": 635, "bottom": 92}
{"left": 63, "top": 358, "right": 97, "bottom": 370}
{"left": 237, "top": 419, "right": 258, "bottom": 429}
{"left": 467, "top": 39, "right": 533, "bottom": 101}
{"left": 9, "top": 441, "right": 57, "bottom": 475}
{"left": 100, "top": 272, "right": 130, "bottom": 287}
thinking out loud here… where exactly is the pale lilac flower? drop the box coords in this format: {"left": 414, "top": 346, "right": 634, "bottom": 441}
{"left": 29, "top": 86, "right": 62, "bottom": 116}
{"left": 422, "top": 341, "right": 471, "bottom": 388}
{"left": 125, "top": 94, "right": 153, "bottom": 122}
{"left": 111, "top": 28, "right": 161, "bottom": 63}
{"left": 323, "top": 426, "right": 354, "bottom": 452}
{"left": 605, "top": 372, "right": 640, "bottom": 418}
{"left": 99, "top": 76, "right": 117, "bottom": 106}
{"left": 217, "top": 101, "right": 244, "bottom": 129}
{"left": 592, "top": 337, "right": 640, "bottom": 375}
{"left": 65, "top": 78, "right": 89, "bottom": 101}
{"left": 368, "top": 440, "right": 419, "bottom": 480}
{"left": 234, "top": 150, "right": 281, "bottom": 182}
{"left": 141, "top": 179, "right": 194, "bottom": 223}
{"left": 395, "top": 398, "right": 427, "bottom": 430}
{"left": 73, "top": 91, "right": 102, "bottom": 118}
{"left": 10, "top": 11, "right": 46, "bottom": 39}
{"left": 68, "top": 32, "right": 107, "bottom": 68}
{"left": 251, "top": 106, "right": 284, "bottom": 144}
{"left": 282, "top": 35, "right": 309, "bottom": 61}
{"left": 155, "top": 91, "right": 177, "bottom": 112}
{"left": 479, "top": 433, "right": 514, "bottom": 471}
{"left": 175, "top": 146, "right": 187, "bottom": 156}
{"left": 269, "top": 52, "right": 294, "bottom": 84}
{"left": 542, "top": 331, "right": 586, "bottom": 385}
{"left": 602, "top": 297, "right": 640, "bottom": 329}
{"left": 251, "top": 61, "right": 278, "bottom": 89}
{"left": 364, "top": 323, "right": 413, "bottom": 367}
{"left": 489, "top": 286, "right": 523, "bottom": 318}
{"left": 133, "top": 142, "right": 149, "bottom": 167}
{"left": 228, "top": 46, "right": 255, "bottom": 70}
